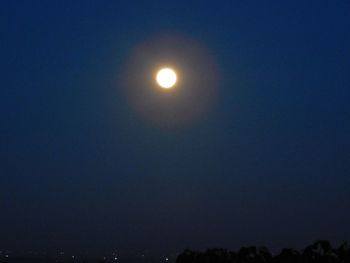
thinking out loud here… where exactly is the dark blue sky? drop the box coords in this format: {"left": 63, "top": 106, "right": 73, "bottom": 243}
{"left": 1, "top": 0, "right": 350, "bottom": 257}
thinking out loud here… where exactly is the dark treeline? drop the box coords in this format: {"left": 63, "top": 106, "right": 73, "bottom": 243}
{"left": 176, "top": 241, "right": 350, "bottom": 263}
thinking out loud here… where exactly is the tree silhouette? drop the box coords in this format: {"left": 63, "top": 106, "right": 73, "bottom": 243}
{"left": 176, "top": 240, "right": 350, "bottom": 263}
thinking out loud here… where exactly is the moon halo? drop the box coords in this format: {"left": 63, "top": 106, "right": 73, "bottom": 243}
{"left": 121, "top": 35, "right": 219, "bottom": 128}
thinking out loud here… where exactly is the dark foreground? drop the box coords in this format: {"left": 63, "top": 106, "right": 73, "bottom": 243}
{"left": 1, "top": 241, "right": 349, "bottom": 263}
{"left": 176, "top": 241, "right": 350, "bottom": 263}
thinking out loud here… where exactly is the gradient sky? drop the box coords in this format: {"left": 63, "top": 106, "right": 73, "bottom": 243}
{"left": 1, "top": 0, "right": 350, "bottom": 257}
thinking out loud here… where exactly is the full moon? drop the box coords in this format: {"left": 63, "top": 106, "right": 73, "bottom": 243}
{"left": 156, "top": 68, "right": 177, "bottom": 89}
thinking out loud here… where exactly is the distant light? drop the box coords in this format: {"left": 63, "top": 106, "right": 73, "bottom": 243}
{"left": 5, "top": 255, "right": 9, "bottom": 258}
{"left": 165, "top": 257, "right": 169, "bottom": 261}
{"left": 114, "top": 257, "right": 118, "bottom": 261}
{"left": 72, "top": 256, "right": 75, "bottom": 259}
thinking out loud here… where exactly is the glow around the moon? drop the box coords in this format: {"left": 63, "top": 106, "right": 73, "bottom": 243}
{"left": 156, "top": 68, "right": 177, "bottom": 89}
{"left": 122, "top": 35, "right": 219, "bottom": 128}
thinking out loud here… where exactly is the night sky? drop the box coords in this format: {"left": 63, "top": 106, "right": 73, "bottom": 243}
{"left": 1, "top": 0, "right": 350, "bottom": 257}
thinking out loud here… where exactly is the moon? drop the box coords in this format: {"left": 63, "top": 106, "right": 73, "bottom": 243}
{"left": 156, "top": 68, "right": 177, "bottom": 89}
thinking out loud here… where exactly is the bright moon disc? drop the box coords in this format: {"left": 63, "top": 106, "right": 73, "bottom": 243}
{"left": 156, "top": 68, "right": 177, "bottom": 89}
